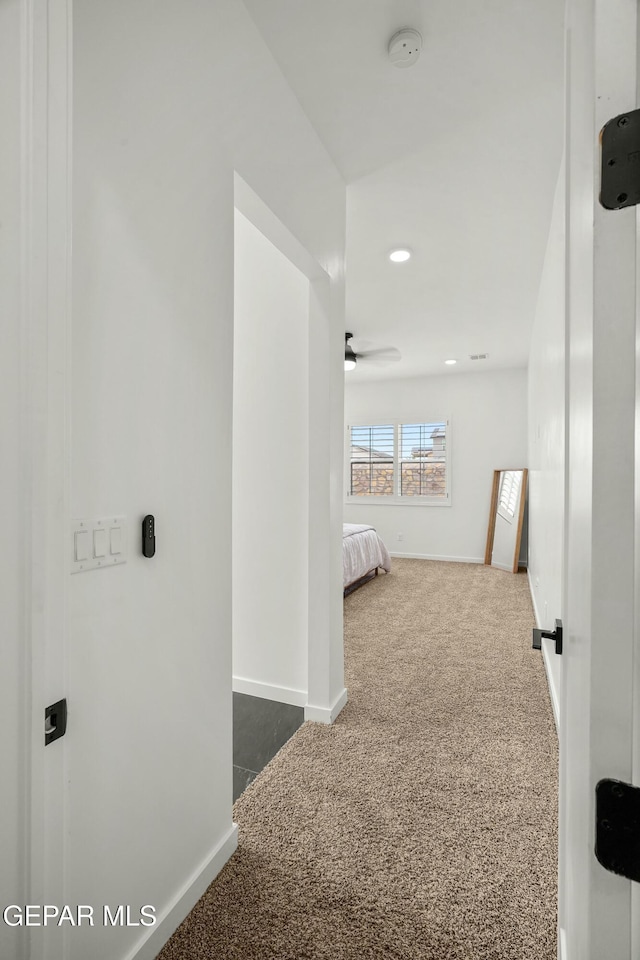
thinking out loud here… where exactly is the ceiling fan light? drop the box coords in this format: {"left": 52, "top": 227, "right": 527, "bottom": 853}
{"left": 344, "top": 357, "right": 357, "bottom": 372}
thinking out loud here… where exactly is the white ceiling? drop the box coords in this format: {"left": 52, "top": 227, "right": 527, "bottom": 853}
{"left": 244, "top": 0, "right": 565, "bottom": 381}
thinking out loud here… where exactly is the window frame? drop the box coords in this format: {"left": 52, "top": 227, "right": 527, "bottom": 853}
{"left": 345, "top": 418, "right": 452, "bottom": 506}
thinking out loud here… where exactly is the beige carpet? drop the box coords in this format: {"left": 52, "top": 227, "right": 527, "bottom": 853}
{"left": 157, "top": 559, "right": 558, "bottom": 960}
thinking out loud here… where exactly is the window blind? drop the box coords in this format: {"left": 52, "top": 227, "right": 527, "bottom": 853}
{"left": 349, "top": 424, "right": 395, "bottom": 497}
{"left": 399, "top": 422, "right": 447, "bottom": 498}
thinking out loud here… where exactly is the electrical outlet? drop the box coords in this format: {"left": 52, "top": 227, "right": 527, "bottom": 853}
{"left": 397, "top": 533, "right": 404, "bottom": 542}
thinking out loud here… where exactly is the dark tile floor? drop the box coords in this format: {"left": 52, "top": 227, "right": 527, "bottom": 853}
{"left": 232, "top": 692, "right": 304, "bottom": 802}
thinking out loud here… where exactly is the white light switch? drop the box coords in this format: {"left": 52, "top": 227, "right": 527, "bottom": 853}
{"left": 74, "top": 530, "right": 90, "bottom": 562}
{"left": 110, "top": 527, "right": 122, "bottom": 555}
{"left": 71, "top": 516, "right": 127, "bottom": 573}
{"left": 93, "top": 529, "right": 107, "bottom": 558}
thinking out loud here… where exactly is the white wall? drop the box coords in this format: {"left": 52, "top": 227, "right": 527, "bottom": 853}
{"left": 308, "top": 275, "right": 347, "bottom": 721}
{"left": 232, "top": 180, "right": 347, "bottom": 724}
{"left": 233, "top": 210, "right": 310, "bottom": 704}
{"left": 344, "top": 369, "right": 528, "bottom": 562}
{"left": 69, "top": 38, "right": 235, "bottom": 960}
{"left": 0, "top": 4, "right": 26, "bottom": 958}
{"left": 527, "top": 162, "right": 565, "bottom": 726}
{"left": 61, "top": 3, "right": 345, "bottom": 959}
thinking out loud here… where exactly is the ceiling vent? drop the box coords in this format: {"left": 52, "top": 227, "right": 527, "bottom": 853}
{"left": 469, "top": 353, "right": 489, "bottom": 361}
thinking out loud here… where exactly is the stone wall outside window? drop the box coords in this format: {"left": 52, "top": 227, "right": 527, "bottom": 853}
{"left": 351, "top": 461, "right": 446, "bottom": 498}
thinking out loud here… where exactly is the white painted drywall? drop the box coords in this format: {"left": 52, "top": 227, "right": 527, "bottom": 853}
{"left": 233, "top": 179, "right": 346, "bottom": 723}
{"left": 233, "top": 210, "right": 309, "bottom": 702}
{"left": 64, "top": 2, "right": 345, "bottom": 958}
{"left": 527, "top": 162, "right": 565, "bottom": 721}
{"left": 69, "top": 65, "right": 236, "bottom": 960}
{"left": 0, "top": 4, "right": 26, "bottom": 958}
{"left": 344, "top": 369, "right": 527, "bottom": 562}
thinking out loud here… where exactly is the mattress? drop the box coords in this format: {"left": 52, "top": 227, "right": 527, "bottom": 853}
{"left": 343, "top": 523, "right": 391, "bottom": 589}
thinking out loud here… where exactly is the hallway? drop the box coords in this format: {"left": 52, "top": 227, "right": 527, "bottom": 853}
{"left": 157, "top": 560, "right": 557, "bottom": 960}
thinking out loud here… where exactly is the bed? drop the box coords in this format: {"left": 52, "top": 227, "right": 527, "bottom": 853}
{"left": 343, "top": 523, "right": 391, "bottom": 594}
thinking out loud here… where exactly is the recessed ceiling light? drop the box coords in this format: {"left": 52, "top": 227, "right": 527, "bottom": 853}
{"left": 389, "top": 249, "right": 411, "bottom": 263}
{"left": 444, "top": 359, "right": 457, "bottom": 365}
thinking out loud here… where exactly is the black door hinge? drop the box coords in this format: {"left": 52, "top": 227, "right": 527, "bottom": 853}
{"left": 595, "top": 779, "right": 640, "bottom": 882}
{"left": 532, "top": 618, "right": 563, "bottom": 656}
{"left": 600, "top": 109, "right": 640, "bottom": 209}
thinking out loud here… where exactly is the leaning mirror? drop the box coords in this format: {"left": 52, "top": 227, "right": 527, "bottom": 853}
{"left": 484, "top": 469, "right": 528, "bottom": 574}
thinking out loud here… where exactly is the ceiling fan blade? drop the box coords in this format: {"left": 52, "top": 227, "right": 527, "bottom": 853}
{"left": 358, "top": 347, "right": 401, "bottom": 363}
{"left": 363, "top": 357, "right": 402, "bottom": 367}
{"left": 348, "top": 337, "right": 377, "bottom": 353}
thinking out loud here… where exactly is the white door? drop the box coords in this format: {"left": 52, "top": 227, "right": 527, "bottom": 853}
{"left": 561, "top": 0, "right": 639, "bottom": 957}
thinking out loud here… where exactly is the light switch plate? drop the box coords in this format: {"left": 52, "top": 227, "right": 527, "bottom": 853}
{"left": 71, "top": 517, "right": 127, "bottom": 573}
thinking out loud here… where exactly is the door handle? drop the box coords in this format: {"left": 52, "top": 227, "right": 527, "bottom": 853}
{"left": 532, "top": 618, "right": 563, "bottom": 656}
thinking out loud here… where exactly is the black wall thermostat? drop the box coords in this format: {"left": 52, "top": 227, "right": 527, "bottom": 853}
{"left": 142, "top": 515, "right": 156, "bottom": 558}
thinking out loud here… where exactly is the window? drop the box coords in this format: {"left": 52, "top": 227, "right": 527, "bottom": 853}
{"left": 497, "top": 470, "right": 522, "bottom": 522}
{"left": 349, "top": 424, "right": 395, "bottom": 497}
{"left": 347, "top": 420, "right": 450, "bottom": 504}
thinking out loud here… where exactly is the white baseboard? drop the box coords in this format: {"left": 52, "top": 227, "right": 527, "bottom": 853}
{"left": 389, "top": 551, "right": 484, "bottom": 564}
{"left": 126, "top": 822, "right": 238, "bottom": 960}
{"left": 232, "top": 675, "right": 307, "bottom": 707}
{"left": 305, "top": 687, "right": 348, "bottom": 724}
{"left": 527, "top": 570, "right": 560, "bottom": 736}
{"left": 528, "top": 569, "right": 542, "bottom": 627}
{"left": 560, "top": 926, "right": 567, "bottom": 960}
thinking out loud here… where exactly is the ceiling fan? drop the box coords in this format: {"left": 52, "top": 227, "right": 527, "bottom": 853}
{"left": 344, "top": 332, "right": 401, "bottom": 371}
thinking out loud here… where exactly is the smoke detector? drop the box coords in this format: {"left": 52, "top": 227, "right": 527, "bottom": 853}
{"left": 388, "top": 28, "right": 422, "bottom": 68}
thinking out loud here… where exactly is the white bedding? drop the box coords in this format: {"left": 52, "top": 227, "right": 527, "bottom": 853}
{"left": 343, "top": 523, "right": 391, "bottom": 589}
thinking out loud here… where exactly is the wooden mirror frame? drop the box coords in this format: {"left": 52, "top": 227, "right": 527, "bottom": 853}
{"left": 484, "top": 468, "right": 528, "bottom": 573}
